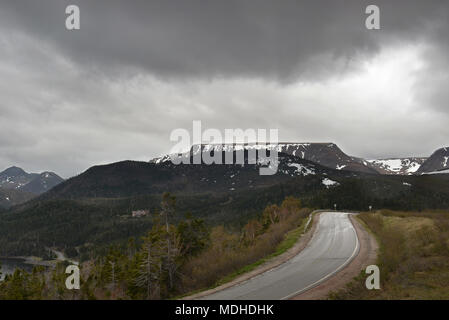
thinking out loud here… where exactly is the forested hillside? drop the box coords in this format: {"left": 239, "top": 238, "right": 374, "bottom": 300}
{"left": 1, "top": 171, "right": 449, "bottom": 259}
{"left": 0, "top": 194, "right": 310, "bottom": 300}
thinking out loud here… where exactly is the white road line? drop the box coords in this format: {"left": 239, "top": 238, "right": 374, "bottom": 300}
{"left": 280, "top": 213, "right": 360, "bottom": 300}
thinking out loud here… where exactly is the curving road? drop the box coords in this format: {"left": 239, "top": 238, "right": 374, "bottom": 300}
{"left": 202, "top": 212, "right": 359, "bottom": 300}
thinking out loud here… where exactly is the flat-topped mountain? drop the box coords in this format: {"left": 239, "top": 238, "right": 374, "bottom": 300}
{"left": 152, "top": 142, "right": 379, "bottom": 174}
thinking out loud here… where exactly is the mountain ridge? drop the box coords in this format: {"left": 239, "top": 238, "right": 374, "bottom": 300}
{"left": 0, "top": 166, "right": 64, "bottom": 196}
{"left": 37, "top": 151, "right": 353, "bottom": 201}
{"left": 417, "top": 147, "right": 449, "bottom": 174}
{"left": 152, "top": 142, "right": 379, "bottom": 174}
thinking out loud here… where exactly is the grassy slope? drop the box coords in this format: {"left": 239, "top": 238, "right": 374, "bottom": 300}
{"left": 330, "top": 210, "right": 449, "bottom": 299}
{"left": 215, "top": 213, "right": 310, "bottom": 286}
{"left": 178, "top": 208, "right": 312, "bottom": 298}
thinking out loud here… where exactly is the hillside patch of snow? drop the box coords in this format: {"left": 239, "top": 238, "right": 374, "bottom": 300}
{"left": 423, "top": 168, "right": 449, "bottom": 175}
{"left": 322, "top": 178, "right": 339, "bottom": 188}
{"left": 287, "top": 163, "right": 315, "bottom": 176}
{"left": 367, "top": 158, "right": 424, "bottom": 175}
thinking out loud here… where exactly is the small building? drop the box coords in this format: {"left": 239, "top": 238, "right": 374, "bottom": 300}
{"left": 132, "top": 210, "right": 149, "bottom": 218}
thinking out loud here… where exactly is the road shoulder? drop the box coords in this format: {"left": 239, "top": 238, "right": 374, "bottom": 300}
{"left": 291, "top": 214, "right": 378, "bottom": 300}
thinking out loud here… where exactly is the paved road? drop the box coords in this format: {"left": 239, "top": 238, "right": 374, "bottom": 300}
{"left": 202, "top": 212, "right": 359, "bottom": 300}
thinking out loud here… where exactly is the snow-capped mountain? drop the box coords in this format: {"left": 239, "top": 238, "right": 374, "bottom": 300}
{"left": 0, "top": 166, "right": 64, "bottom": 195}
{"left": 417, "top": 147, "right": 449, "bottom": 174}
{"left": 42, "top": 150, "right": 349, "bottom": 200}
{"left": 366, "top": 158, "right": 428, "bottom": 175}
{"left": 0, "top": 166, "right": 35, "bottom": 190}
{"left": 151, "top": 143, "right": 379, "bottom": 174}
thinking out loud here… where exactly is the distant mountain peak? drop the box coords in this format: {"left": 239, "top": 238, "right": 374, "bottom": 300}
{"left": 40, "top": 171, "right": 57, "bottom": 178}
{"left": 418, "top": 147, "right": 449, "bottom": 174}
{"left": 0, "top": 166, "right": 64, "bottom": 195}
{"left": 1, "top": 166, "right": 27, "bottom": 177}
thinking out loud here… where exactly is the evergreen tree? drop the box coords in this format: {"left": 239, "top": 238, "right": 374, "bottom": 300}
{"left": 176, "top": 214, "right": 210, "bottom": 256}
{"left": 135, "top": 228, "right": 164, "bottom": 299}
{"left": 160, "top": 192, "right": 178, "bottom": 290}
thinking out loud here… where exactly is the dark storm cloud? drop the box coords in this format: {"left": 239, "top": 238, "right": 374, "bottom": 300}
{"left": 0, "top": 0, "right": 449, "bottom": 177}
{"left": 1, "top": 0, "right": 446, "bottom": 81}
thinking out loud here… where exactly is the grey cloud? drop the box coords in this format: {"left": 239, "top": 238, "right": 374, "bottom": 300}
{"left": 3, "top": 0, "right": 448, "bottom": 81}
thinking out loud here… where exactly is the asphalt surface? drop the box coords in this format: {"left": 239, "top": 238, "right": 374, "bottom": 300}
{"left": 202, "top": 212, "right": 359, "bottom": 300}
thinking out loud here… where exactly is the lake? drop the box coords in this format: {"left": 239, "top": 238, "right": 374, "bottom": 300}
{"left": 0, "top": 258, "right": 34, "bottom": 281}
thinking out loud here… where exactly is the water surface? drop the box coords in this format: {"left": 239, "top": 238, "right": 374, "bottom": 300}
{"left": 0, "top": 258, "right": 34, "bottom": 281}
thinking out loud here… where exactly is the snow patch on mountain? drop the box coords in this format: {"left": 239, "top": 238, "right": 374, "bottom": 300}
{"left": 0, "top": 167, "right": 64, "bottom": 194}
{"left": 422, "top": 168, "right": 449, "bottom": 175}
{"left": 322, "top": 178, "right": 339, "bottom": 188}
{"left": 366, "top": 158, "right": 426, "bottom": 175}
{"left": 287, "top": 163, "right": 315, "bottom": 176}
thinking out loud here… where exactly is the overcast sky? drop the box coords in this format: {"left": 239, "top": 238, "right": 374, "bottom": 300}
{"left": 0, "top": 0, "right": 448, "bottom": 177}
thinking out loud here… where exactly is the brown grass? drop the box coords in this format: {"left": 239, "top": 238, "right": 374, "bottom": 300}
{"left": 330, "top": 210, "right": 449, "bottom": 300}
{"left": 178, "top": 207, "right": 311, "bottom": 294}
